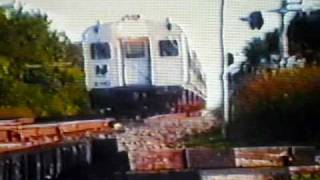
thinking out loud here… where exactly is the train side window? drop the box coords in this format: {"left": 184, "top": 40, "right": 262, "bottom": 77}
{"left": 90, "top": 42, "right": 111, "bottom": 59}
{"left": 159, "top": 40, "right": 179, "bottom": 56}
{"left": 124, "top": 41, "right": 145, "bottom": 58}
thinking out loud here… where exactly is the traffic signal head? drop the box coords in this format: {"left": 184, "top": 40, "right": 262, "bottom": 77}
{"left": 249, "top": 11, "right": 264, "bottom": 30}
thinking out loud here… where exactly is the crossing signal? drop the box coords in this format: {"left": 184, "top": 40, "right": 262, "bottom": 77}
{"left": 240, "top": 11, "right": 264, "bottom": 30}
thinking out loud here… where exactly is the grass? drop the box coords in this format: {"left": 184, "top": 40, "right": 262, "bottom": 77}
{"left": 184, "top": 129, "right": 233, "bottom": 150}
{"left": 291, "top": 175, "right": 320, "bottom": 180}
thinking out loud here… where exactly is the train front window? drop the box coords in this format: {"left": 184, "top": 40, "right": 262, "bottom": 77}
{"left": 124, "top": 41, "right": 145, "bottom": 58}
{"left": 159, "top": 40, "right": 179, "bottom": 56}
{"left": 90, "top": 42, "right": 111, "bottom": 59}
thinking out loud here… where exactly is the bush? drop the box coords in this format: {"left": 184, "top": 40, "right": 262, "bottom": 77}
{"left": 228, "top": 67, "right": 320, "bottom": 145}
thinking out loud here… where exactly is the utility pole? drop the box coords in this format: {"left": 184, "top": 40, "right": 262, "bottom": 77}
{"left": 220, "top": 0, "right": 229, "bottom": 138}
{"left": 269, "top": 0, "right": 303, "bottom": 67}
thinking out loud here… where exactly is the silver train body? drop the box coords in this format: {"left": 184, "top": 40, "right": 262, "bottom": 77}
{"left": 82, "top": 15, "right": 206, "bottom": 116}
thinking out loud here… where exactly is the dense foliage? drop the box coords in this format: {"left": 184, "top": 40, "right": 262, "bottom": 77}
{"left": 0, "top": 7, "right": 89, "bottom": 118}
{"left": 224, "top": 11, "right": 320, "bottom": 145}
{"left": 228, "top": 67, "right": 320, "bottom": 145}
{"left": 288, "top": 10, "right": 320, "bottom": 65}
{"left": 244, "top": 29, "right": 279, "bottom": 72}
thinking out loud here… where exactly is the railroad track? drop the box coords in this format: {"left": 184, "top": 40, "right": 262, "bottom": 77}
{"left": 0, "top": 113, "right": 318, "bottom": 180}
{"left": 0, "top": 110, "right": 209, "bottom": 153}
{"left": 0, "top": 111, "right": 215, "bottom": 180}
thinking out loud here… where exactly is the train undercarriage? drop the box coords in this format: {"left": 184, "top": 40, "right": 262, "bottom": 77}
{"left": 89, "top": 85, "right": 205, "bottom": 118}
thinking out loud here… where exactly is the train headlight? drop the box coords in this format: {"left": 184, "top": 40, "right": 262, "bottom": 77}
{"left": 114, "top": 123, "right": 124, "bottom": 131}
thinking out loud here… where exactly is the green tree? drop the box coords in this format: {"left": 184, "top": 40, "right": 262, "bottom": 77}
{"left": 287, "top": 10, "right": 320, "bottom": 65}
{"left": 0, "top": 7, "right": 89, "bottom": 118}
{"left": 244, "top": 29, "right": 280, "bottom": 73}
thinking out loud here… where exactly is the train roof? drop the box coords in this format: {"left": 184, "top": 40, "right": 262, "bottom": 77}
{"left": 82, "top": 15, "right": 184, "bottom": 42}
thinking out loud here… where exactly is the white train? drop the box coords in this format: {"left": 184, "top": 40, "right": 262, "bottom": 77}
{"left": 82, "top": 15, "right": 206, "bottom": 116}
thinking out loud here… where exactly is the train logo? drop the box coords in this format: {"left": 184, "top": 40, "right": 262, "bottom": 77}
{"left": 82, "top": 15, "right": 206, "bottom": 116}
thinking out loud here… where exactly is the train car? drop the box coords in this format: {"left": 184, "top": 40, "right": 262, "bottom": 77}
{"left": 82, "top": 15, "right": 206, "bottom": 116}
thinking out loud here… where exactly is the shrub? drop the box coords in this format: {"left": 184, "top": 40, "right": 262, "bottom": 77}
{"left": 228, "top": 67, "right": 320, "bottom": 145}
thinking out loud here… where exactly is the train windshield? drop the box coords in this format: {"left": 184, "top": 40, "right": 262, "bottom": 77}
{"left": 159, "top": 40, "right": 179, "bottom": 56}
{"left": 90, "top": 42, "right": 111, "bottom": 59}
{"left": 124, "top": 41, "right": 145, "bottom": 58}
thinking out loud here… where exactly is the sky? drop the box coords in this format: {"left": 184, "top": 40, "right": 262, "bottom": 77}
{"left": 17, "top": 0, "right": 284, "bottom": 109}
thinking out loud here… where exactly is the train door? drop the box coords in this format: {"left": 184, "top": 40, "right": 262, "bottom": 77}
{"left": 120, "top": 38, "right": 151, "bottom": 86}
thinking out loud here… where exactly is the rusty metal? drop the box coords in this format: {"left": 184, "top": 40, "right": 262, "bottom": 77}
{"left": 0, "top": 118, "right": 34, "bottom": 127}
{"left": 129, "top": 150, "right": 184, "bottom": 171}
{"left": 185, "top": 148, "right": 235, "bottom": 169}
{"left": 0, "top": 118, "right": 115, "bottom": 146}
{"left": 234, "top": 147, "right": 289, "bottom": 167}
{"left": 289, "top": 165, "right": 320, "bottom": 178}
{"left": 233, "top": 146, "right": 316, "bottom": 168}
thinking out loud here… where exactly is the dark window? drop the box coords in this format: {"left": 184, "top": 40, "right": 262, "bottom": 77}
{"left": 90, "top": 43, "right": 111, "bottom": 59}
{"left": 124, "top": 41, "right": 145, "bottom": 58}
{"left": 159, "top": 40, "right": 179, "bottom": 56}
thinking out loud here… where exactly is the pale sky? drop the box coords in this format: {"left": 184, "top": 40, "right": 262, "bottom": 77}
{"left": 18, "top": 0, "right": 283, "bottom": 109}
